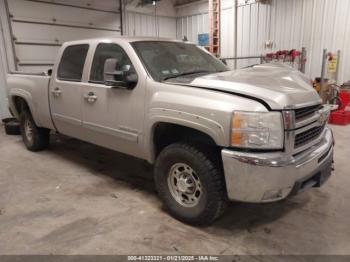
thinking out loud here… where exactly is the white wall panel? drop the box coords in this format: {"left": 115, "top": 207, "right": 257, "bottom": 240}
{"left": 0, "top": 0, "right": 12, "bottom": 118}
{"left": 158, "top": 17, "right": 177, "bottom": 38}
{"left": 52, "top": 0, "right": 120, "bottom": 11}
{"left": 15, "top": 45, "right": 59, "bottom": 62}
{"left": 270, "top": 0, "right": 350, "bottom": 84}
{"left": 125, "top": 11, "right": 176, "bottom": 38}
{"left": 176, "top": 13, "right": 208, "bottom": 43}
{"left": 4, "top": 0, "right": 121, "bottom": 72}
{"left": 8, "top": 0, "right": 120, "bottom": 30}
{"left": 177, "top": 0, "right": 350, "bottom": 83}
{"left": 12, "top": 23, "right": 121, "bottom": 43}
{"left": 176, "top": 0, "right": 268, "bottom": 69}
{"left": 0, "top": 33, "right": 9, "bottom": 119}
{"left": 176, "top": 0, "right": 209, "bottom": 43}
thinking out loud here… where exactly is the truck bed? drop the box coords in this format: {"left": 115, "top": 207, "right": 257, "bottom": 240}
{"left": 7, "top": 73, "right": 55, "bottom": 130}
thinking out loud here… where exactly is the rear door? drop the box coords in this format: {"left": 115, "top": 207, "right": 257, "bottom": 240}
{"left": 49, "top": 44, "right": 89, "bottom": 138}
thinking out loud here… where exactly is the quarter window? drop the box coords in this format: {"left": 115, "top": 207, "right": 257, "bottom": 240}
{"left": 90, "top": 43, "right": 133, "bottom": 83}
{"left": 57, "top": 44, "right": 89, "bottom": 81}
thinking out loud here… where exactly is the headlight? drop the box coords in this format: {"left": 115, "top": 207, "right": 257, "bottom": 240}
{"left": 231, "top": 111, "right": 284, "bottom": 149}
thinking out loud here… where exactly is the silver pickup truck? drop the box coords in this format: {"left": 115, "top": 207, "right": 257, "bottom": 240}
{"left": 7, "top": 37, "right": 334, "bottom": 225}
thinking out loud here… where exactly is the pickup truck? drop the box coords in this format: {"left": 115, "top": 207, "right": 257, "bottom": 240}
{"left": 7, "top": 37, "right": 334, "bottom": 225}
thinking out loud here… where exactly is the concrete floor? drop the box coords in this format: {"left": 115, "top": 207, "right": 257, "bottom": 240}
{"left": 0, "top": 124, "right": 349, "bottom": 255}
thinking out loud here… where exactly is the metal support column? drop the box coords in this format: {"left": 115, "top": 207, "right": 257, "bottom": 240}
{"left": 300, "top": 47, "right": 307, "bottom": 74}
{"left": 119, "top": 0, "right": 123, "bottom": 35}
{"left": 335, "top": 50, "right": 341, "bottom": 84}
{"left": 320, "top": 49, "right": 327, "bottom": 103}
{"left": 234, "top": 0, "right": 238, "bottom": 69}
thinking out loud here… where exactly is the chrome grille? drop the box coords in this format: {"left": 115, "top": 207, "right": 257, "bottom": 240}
{"left": 295, "top": 104, "right": 322, "bottom": 121}
{"left": 294, "top": 124, "right": 325, "bottom": 148}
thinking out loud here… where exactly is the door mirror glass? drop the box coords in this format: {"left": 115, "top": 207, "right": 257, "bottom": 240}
{"left": 103, "top": 58, "right": 138, "bottom": 89}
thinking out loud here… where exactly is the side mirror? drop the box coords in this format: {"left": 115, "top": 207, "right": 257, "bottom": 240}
{"left": 103, "top": 58, "right": 138, "bottom": 89}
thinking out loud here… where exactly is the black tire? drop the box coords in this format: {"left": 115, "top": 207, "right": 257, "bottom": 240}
{"left": 19, "top": 110, "right": 50, "bottom": 151}
{"left": 154, "top": 143, "right": 227, "bottom": 226}
{"left": 3, "top": 118, "right": 21, "bottom": 135}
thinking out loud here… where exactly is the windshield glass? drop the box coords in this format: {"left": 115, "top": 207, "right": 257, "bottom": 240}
{"left": 131, "top": 41, "right": 228, "bottom": 82}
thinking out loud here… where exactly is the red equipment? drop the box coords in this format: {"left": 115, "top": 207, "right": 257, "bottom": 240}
{"left": 265, "top": 50, "right": 300, "bottom": 61}
{"left": 329, "top": 89, "right": 350, "bottom": 125}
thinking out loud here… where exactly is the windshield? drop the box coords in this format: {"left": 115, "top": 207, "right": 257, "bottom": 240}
{"left": 131, "top": 41, "right": 229, "bottom": 82}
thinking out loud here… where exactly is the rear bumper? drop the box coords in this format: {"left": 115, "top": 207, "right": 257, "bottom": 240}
{"left": 221, "top": 127, "right": 334, "bottom": 203}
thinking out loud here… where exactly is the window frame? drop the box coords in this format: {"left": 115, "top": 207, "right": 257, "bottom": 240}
{"left": 88, "top": 42, "right": 136, "bottom": 85}
{"left": 57, "top": 44, "right": 90, "bottom": 82}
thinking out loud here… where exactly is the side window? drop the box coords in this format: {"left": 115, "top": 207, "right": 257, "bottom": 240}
{"left": 90, "top": 43, "right": 133, "bottom": 83}
{"left": 57, "top": 44, "right": 89, "bottom": 81}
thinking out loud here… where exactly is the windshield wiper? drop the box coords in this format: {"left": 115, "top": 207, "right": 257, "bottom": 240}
{"left": 162, "top": 70, "right": 213, "bottom": 81}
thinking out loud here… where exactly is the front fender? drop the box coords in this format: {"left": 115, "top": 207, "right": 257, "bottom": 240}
{"left": 144, "top": 108, "right": 226, "bottom": 163}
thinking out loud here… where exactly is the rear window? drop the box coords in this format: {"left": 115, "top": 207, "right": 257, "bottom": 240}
{"left": 57, "top": 44, "right": 89, "bottom": 81}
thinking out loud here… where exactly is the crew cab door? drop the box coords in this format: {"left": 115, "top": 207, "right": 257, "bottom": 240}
{"left": 50, "top": 44, "right": 89, "bottom": 138}
{"left": 81, "top": 42, "right": 146, "bottom": 158}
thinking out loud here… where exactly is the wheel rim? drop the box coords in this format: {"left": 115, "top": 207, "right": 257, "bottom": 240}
{"left": 24, "top": 118, "right": 33, "bottom": 142}
{"left": 167, "top": 163, "right": 202, "bottom": 207}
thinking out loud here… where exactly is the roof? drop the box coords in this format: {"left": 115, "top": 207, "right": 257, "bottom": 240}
{"left": 62, "top": 36, "right": 187, "bottom": 46}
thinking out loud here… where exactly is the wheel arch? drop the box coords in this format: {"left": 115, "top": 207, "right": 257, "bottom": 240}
{"left": 10, "top": 94, "right": 39, "bottom": 126}
{"left": 148, "top": 120, "right": 223, "bottom": 163}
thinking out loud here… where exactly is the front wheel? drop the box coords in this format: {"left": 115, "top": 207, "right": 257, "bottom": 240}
{"left": 154, "top": 143, "right": 227, "bottom": 226}
{"left": 20, "top": 110, "right": 50, "bottom": 151}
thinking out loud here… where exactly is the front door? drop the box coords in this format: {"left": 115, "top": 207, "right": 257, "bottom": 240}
{"left": 82, "top": 42, "right": 146, "bottom": 158}
{"left": 50, "top": 44, "right": 89, "bottom": 138}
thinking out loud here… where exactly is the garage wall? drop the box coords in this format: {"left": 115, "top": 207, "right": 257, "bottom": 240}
{"left": 7, "top": 0, "right": 122, "bottom": 72}
{"left": 176, "top": 0, "right": 350, "bottom": 84}
{"left": 126, "top": 12, "right": 176, "bottom": 38}
{"left": 176, "top": 1, "right": 209, "bottom": 41}
{"left": 175, "top": 1, "right": 208, "bottom": 42}
{"left": 0, "top": 0, "right": 177, "bottom": 119}
{"left": 0, "top": 33, "right": 9, "bottom": 119}
{"left": 176, "top": 0, "right": 269, "bottom": 69}
{"left": 125, "top": 0, "right": 176, "bottom": 38}
{"left": 269, "top": 0, "right": 350, "bottom": 84}
{"left": 2, "top": 0, "right": 177, "bottom": 73}
{"left": 0, "top": 0, "right": 12, "bottom": 119}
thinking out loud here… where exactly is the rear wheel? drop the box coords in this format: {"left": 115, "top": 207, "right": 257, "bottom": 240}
{"left": 20, "top": 110, "right": 50, "bottom": 151}
{"left": 154, "top": 143, "right": 227, "bottom": 226}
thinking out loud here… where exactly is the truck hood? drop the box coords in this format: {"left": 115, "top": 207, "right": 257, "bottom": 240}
{"left": 173, "top": 63, "right": 321, "bottom": 110}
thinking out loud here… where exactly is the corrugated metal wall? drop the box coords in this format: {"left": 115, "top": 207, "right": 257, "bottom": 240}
{"left": 269, "top": 0, "right": 350, "bottom": 84}
{"left": 125, "top": 0, "right": 176, "bottom": 38}
{"left": 176, "top": 0, "right": 270, "bottom": 68}
{"left": 126, "top": 12, "right": 176, "bottom": 38}
{"left": 176, "top": 0, "right": 350, "bottom": 84}
{"left": 176, "top": 1, "right": 209, "bottom": 43}
{"left": 221, "top": 1, "right": 270, "bottom": 69}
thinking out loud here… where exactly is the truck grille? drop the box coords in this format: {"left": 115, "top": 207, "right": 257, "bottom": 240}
{"left": 295, "top": 104, "right": 322, "bottom": 121}
{"left": 294, "top": 125, "right": 325, "bottom": 148}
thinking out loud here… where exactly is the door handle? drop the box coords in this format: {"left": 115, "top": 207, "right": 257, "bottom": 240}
{"left": 51, "top": 87, "right": 62, "bottom": 97}
{"left": 84, "top": 92, "right": 98, "bottom": 103}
